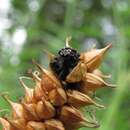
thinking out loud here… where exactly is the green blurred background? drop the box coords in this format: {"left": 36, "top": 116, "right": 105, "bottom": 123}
{"left": 0, "top": 0, "right": 130, "bottom": 130}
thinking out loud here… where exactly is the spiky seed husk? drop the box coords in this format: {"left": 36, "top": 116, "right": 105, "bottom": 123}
{"left": 33, "top": 60, "right": 62, "bottom": 91}
{"left": 92, "top": 69, "right": 111, "bottom": 79}
{"left": 27, "top": 121, "right": 45, "bottom": 130}
{"left": 0, "top": 40, "right": 114, "bottom": 130}
{"left": 80, "top": 73, "right": 116, "bottom": 93}
{"left": 32, "top": 72, "right": 47, "bottom": 101}
{"left": 44, "top": 119, "right": 65, "bottom": 130}
{"left": 36, "top": 100, "right": 56, "bottom": 120}
{"left": 80, "top": 44, "right": 112, "bottom": 72}
{"left": 48, "top": 88, "right": 67, "bottom": 106}
{"left": 0, "top": 117, "right": 14, "bottom": 130}
{"left": 19, "top": 77, "right": 36, "bottom": 104}
{"left": 8, "top": 118, "right": 27, "bottom": 130}
{"left": 22, "top": 103, "right": 40, "bottom": 121}
{"left": 59, "top": 106, "right": 87, "bottom": 123}
{"left": 67, "top": 90, "right": 104, "bottom": 108}
{"left": 65, "top": 121, "right": 99, "bottom": 130}
{"left": 66, "top": 61, "right": 86, "bottom": 83}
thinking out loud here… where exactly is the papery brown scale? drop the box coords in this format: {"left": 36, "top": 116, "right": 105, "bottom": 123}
{"left": 80, "top": 44, "right": 112, "bottom": 72}
{"left": 48, "top": 88, "right": 67, "bottom": 106}
{"left": 92, "top": 69, "right": 111, "bottom": 79}
{"left": 67, "top": 90, "right": 104, "bottom": 108}
{"left": 36, "top": 100, "right": 56, "bottom": 120}
{"left": 19, "top": 77, "right": 36, "bottom": 104}
{"left": 6, "top": 118, "right": 27, "bottom": 130}
{"left": 0, "top": 117, "right": 14, "bottom": 130}
{"left": 80, "top": 73, "right": 116, "bottom": 93}
{"left": 27, "top": 121, "right": 46, "bottom": 130}
{"left": 22, "top": 102, "right": 40, "bottom": 121}
{"left": 59, "top": 106, "right": 88, "bottom": 124}
{"left": 34, "top": 81, "right": 46, "bottom": 101}
{"left": 2, "top": 95, "right": 25, "bottom": 120}
{"left": 32, "top": 72, "right": 47, "bottom": 101}
{"left": 10, "top": 102, "right": 25, "bottom": 119}
{"left": 64, "top": 121, "right": 99, "bottom": 130}
{"left": 44, "top": 119, "right": 65, "bottom": 130}
{"left": 33, "top": 60, "right": 62, "bottom": 92}
{"left": 66, "top": 61, "right": 86, "bottom": 83}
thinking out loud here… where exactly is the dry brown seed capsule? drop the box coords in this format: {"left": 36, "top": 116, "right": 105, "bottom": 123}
{"left": 33, "top": 60, "right": 62, "bottom": 92}
{"left": 19, "top": 77, "right": 36, "bottom": 104}
{"left": 92, "top": 69, "right": 111, "bottom": 79}
{"left": 66, "top": 61, "right": 86, "bottom": 83}
{"left": 67, "top": 90, "right": 104, "bottom": 108}
{"left": 48, "top": 88, "right": 67, "bottom": 106}
{"left": 6, "top": 118, "right": 26, "bottom": 130}
{"left": 65, "top": 121, "right": 99, "bottom": 130}
{"left": 2, "top": 95, "right": 25, "bottom": 119}
{"left": 80, "top": 44, "right": 112, "bottom": 72}
{"left": 32, "top": 71, "right": 47, "bottom": 101}
{"left": 59, "top": 106, "right": 91, "bottom": 124}
{"left": 22, "top": 102, "right": 40, "bottom": 121}
{"left": 80, "top": 73, "right": 116, "bottom": 92}
{"left": 27, "top": 121, "right": 46, "bottom": 130}
{"left": 36, "top": 100, "right": 56, "bottom": 120}
{"left": 0, "top": 38, "right": 114, "bottom": 130}
{"left": 0, "top": 117, "right": 14, "bottom": 130}
{"left": 45, "top": 119, "right": 65, "bottom": 130}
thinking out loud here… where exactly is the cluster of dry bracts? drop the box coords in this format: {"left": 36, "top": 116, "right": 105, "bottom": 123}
{"left": 0, "top": 38, "right": 115, "bottom": 130}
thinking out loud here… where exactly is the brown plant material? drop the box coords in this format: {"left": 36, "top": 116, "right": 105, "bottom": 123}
{"left": 36, "top": 100, "right": 56, "bottom": 120}
{"left": 27, "top": 121, "right": 45, "bottom": 130}
{"left": 67, "top": 90, "right": 104, "bottom": 108}
{"left": 33, "top": 60, "right": 62, "bottom": 92}
{"left": 80, "top": 44, "right": 112, "bottom": 72}
{"left": 0, "top": 38, "right": 115, "bottom": 130}
{"left": 0, "top": 117, "right": 14, "bottom": 130}
{"left": 32, "top": 71, "right": 46, "bottom": 101}
{"left": 59, "top": 106, "right": 87, "bottom": 123}
{"left": 19, "top": 77, "right": 36, "bottom": 104}
{"left": 92, "top": 69, "right": 111, "bottom": 79}
{"left": 48, "top": 88, "right": 67, "bottom": 106}
{"left": 6, "top": 118, "right": 26, "bottom": 130}
{"left": 44, "top": 119, "right": 65, "bottom": 130}
{"left": 66, "top": 61, "right": 86, "bottom": 83}
{"left": 80, "top": 73, "right": 116, "bottom": 92}
{"left": 22, "top": 103, "right": 40, "bottom": 121}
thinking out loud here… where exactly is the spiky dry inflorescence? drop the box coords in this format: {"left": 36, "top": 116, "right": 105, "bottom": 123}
{"left": 0, "top": 37, "right": 115, "bottom": 130}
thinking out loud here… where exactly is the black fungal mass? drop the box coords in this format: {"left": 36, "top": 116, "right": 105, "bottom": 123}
{"left": 50, "top": 47, "right": 80, "bottom": 81}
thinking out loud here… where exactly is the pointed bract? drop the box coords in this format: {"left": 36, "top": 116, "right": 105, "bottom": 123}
{"left": 67, "top": 90, "right": 104, "bottom": 108}
{"left": 66, "top": 61, "right": 86, "bottom": 83}
{"left": 49, "top": 88, "right": 67, "bottom": 106}
{"left": 80, "top": 44, "right": 112, "bottom": 72}
{"left": 45, "top": 119, "right": 65, "bottom": 130}
{"left": 27, "top": 121, "right": 45, "bottom": 130}
{"left": 36, "top": 100, "right": 56, "bottom": 120}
